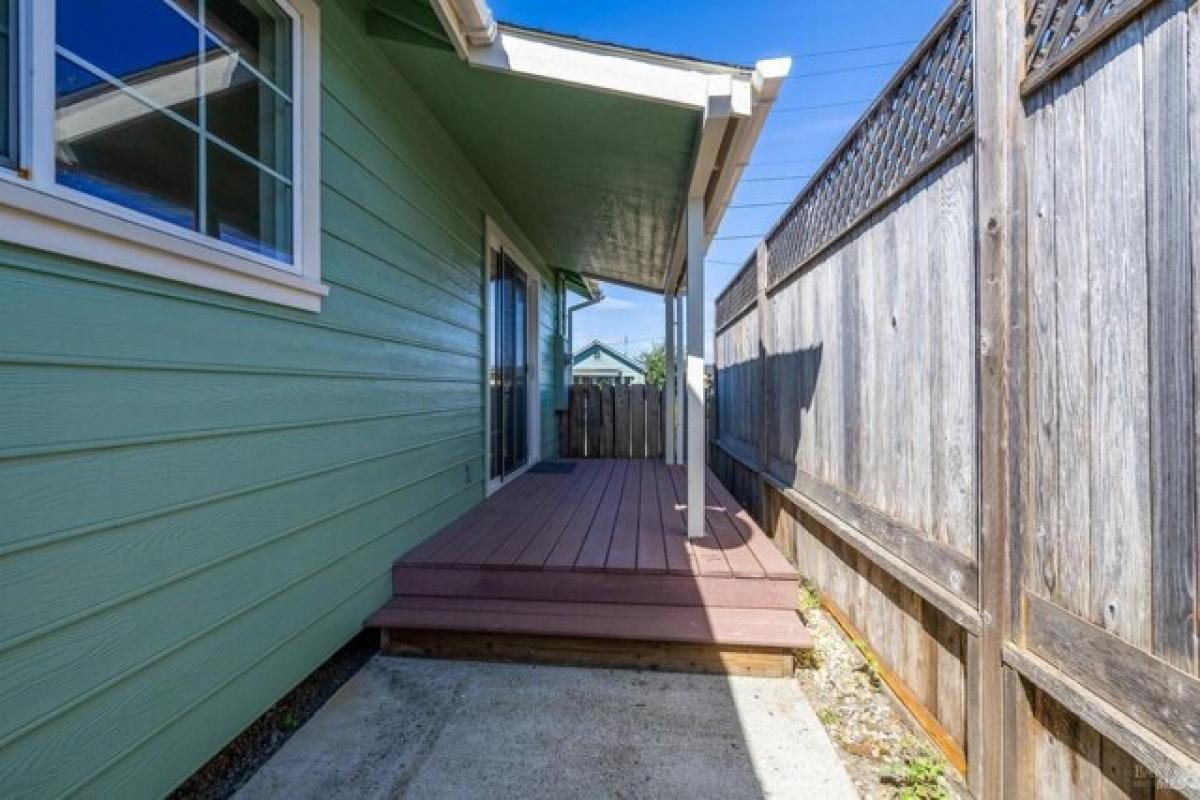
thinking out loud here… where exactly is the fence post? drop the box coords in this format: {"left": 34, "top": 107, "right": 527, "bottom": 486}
{"left": 972, "top": 0, "right": 1024, "bottom": 795}
{"left": 755, "top": 241, "right": 770, "bottom": 480}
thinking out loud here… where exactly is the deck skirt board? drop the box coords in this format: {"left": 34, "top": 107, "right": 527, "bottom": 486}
{"left": 370, "top": 597, "right": 811, "bottom": 650}
{"left": 376, "top": 460, "right": 808, "bottom": 673}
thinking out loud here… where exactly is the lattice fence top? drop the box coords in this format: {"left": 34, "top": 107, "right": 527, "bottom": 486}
{"left": 1024, "top": 0, "right": 1139, "bottom": 93}
{"left": 715, "top": 254, "right": 758, "bottom": 331}
{"left": 762, "top": 1, "right": 974, "bottom": 290}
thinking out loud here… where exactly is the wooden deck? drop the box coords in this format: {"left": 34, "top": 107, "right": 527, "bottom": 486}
{"left": 369, "top": 460, "right": 810, "bottom": 674}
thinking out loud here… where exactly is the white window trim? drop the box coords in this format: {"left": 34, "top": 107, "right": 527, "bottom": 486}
{"left": 483, "top": 216, "right": 540, "bottom": 496}
{"left": 0, "top": 0, "right": 326, "bottom": 311}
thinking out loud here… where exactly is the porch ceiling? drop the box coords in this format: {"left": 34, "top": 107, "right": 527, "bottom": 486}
{"left": 374, "top": 34, "right": 701, "bottom": 291}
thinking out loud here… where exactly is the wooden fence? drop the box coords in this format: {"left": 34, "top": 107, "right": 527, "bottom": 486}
{"left": 559, "top": 384, "right": 663, "bottom": 459}
{"left": 713, "top": 1, "right": 1200, "bottom": 797}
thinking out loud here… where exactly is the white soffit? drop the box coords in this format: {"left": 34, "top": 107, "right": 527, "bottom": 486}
{"left": 428, "top": 0, "right": 792, "bottom": 294}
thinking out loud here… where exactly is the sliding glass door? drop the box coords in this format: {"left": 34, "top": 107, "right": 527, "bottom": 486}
{"left": 489, "top": 249, "right": 529, "bottom": 485}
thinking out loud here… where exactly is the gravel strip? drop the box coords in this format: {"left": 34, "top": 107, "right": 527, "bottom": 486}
{"left": 794, "top": 582, "right": 969, "bottom": 800}
{"left": 170, "top": 630, "right": 378, "bottom": 800}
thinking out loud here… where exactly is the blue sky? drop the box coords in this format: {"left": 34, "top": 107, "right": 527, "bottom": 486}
{"left": 489, "top": 0, "right": 949, "bottom": 362}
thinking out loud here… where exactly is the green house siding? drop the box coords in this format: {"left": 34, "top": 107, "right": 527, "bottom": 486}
{"left": 0, "top": 3, "right": 563, "bottom": 796}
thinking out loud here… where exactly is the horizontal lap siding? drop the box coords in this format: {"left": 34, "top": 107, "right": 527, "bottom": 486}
{"left": 0, "top": 1, "right": 562, "bottom": 796}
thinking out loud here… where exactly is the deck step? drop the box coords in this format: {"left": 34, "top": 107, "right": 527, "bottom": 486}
{"left": 392, "top": 564, "right": 800, "bottom": 610}
{"left": 369, "top": 596, "right": 812, "bottom": 651}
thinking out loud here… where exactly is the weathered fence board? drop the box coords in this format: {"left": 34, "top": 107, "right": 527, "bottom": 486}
{"left": 712, "top": 0, "right": 1200, "bottom": 795}
{"left": 646, "top": 388, "right": 663, "bottom": 460}
{"left": 1144, "top": 0, "right": 1197, "bottom": 675}
{"left": 563, "top": 385, "right": 663, "bottom": 459}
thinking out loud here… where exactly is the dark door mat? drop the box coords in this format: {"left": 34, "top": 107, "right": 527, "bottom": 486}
{"left": 528, "top": 461, "right": 577, "bottom": 475}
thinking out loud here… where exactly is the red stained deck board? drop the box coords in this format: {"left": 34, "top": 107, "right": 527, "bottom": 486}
{"left": 483, "top": 462, "right": 597, "bottom": 568}
{"left": 398, "top": 460, "right": 793, "bottom": 584}
{"left": 391, "top": 565, "right": 799, "bottom": 609}
{"left": 402, "top": 473, "right": 532, "bottom": 563}
{"left": 505, "top": 459, "right": 606, "bottom": 569}
{"left": 667, "top": 465, "right": 732, "bottom": 578}
{"left": 656, "top": 461, "right": 697, "bottom": 576}
{"left": 604, "top": 460, "right": 643, "bottom": 573}
{"left": 635, "top": 461, "right": 668, "bottom": 573}
{"left": 427, "top": 475, "right": 554, "bottom": 567}
{"left": 451, "top": 474, "right": 566, "bottom": 566}
{"left": 371, "top": 596, "right": 812, "bottom": 650}
{"left": 706, "top": 471, "right": 798, "bottom": 579}
{"left": 419, "top": 476, "right": 542, "bottom": 566}
{"left": 533, "top": 460, "right": 617, "bottom": 570}
{"left": 571, "top": 460, "right": 630, "bottom": 571}
{"left": 701, "top": 479, "right": 766, "bottom": 579}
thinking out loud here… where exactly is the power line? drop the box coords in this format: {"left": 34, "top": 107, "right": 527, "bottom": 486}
{"left": 771, "top": 97, "right": 875, "bottom": 114}
{"left": 742, "top": 156, "right": 823, "bottom": 168}
{"left": 785, "top": 60, "right": 903, "bottom": 79}
{"left": 583, "top": 336, "right": 662, "bottom": 351}
{"left": 792, "top": 38, "right": 919, "bottom": 59}
{"left": 729, "top": 201, "right": 792, "bottom": 209}
{"left": 714, "top": 234, "right": 768, "bottom": 241}
{"left": 739, "top": 174, "right": 812, "bottom": 184}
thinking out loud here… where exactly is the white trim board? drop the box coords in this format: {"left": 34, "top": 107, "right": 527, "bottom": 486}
{"left": 483, "top": 216, "right": 541, "bottom": 496}
{"left": 468, "top": 26, "right": 751, "bottom": 112}
{"left": 664, "top": 57, "right": 790, "bottom": 293}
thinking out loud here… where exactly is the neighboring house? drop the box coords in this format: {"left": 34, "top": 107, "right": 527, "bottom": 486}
{"left": 0, "top": 1, "right": 786, "bottom": 796}
{"left": 572, "top": 340, "right": 646, "bottom": 386}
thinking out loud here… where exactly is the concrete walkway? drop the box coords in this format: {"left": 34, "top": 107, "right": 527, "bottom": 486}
{"left": 236, "top": 656, "right": 858, "bottom": 800}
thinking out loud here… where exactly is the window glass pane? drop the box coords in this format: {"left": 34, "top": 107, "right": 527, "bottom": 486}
{"left": 0, "top": 0, "right": 11, "bottom": 161}
{"left": 206, "top": 142, "right": 292, "bottom": 262}
{"left": 205, "top": 0, "right": 292, "bottom": 92}
{"left": 53, "top": 0, "right": 296, "bottom": 265}
{"left": 56, "top": 58, "right": 199, "bottom": 229}
{"left": 204, "top": 37, "right": 291, "bottom": 174}
{"left": 57, "top": 0, "right": 201, "bottom": 122}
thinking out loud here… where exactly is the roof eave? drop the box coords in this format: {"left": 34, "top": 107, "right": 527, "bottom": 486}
{"left": 427, "top": 0, "right": 497, "bottom": 58}
{"left": 428, "top": 0, "right": 791, "bottom": 295}
{"left": 663, "top": 56, "right": 791, "bottom": 294}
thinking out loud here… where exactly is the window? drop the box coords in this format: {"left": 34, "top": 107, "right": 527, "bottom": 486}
{"left": 56, "top": 0, "right": 294, "bottom": 262}
{"left": 0, "top": 0, "right": 325, "bottom": 311}
{"left": 0, "top": 0, "right": 13, "bottom": 165}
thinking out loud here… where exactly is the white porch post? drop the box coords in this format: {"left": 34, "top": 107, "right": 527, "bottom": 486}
{"left": 663, "top": 292, "right": 676, "bottom": 464}
{"left": 674, "top": 294, "right": 685, "bottom": 464}
{"left": 685, "top": 195, "right": 706, "bottom": 538}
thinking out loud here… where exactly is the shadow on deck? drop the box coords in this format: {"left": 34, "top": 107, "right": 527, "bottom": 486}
{"left": 368, "top": 459, "right": 810, "bottom": 676}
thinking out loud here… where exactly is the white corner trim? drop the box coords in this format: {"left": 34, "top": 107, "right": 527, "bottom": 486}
{"left": 3, "top": 0, "right": 326, "bottom": 312}
{"left": 467, "top": 26, "right": 746, "bottom": 110}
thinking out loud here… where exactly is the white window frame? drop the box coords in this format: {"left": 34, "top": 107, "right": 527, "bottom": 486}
{"left": 0, "top": 0, "right": 326, "bottom": 311}
{"left": 483, "top": 216, "right": 540, "bottom": 496}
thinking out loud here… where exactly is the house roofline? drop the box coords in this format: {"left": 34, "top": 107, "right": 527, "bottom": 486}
{"left": 572, "top": 339, "right": 648, "bottom": 376}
